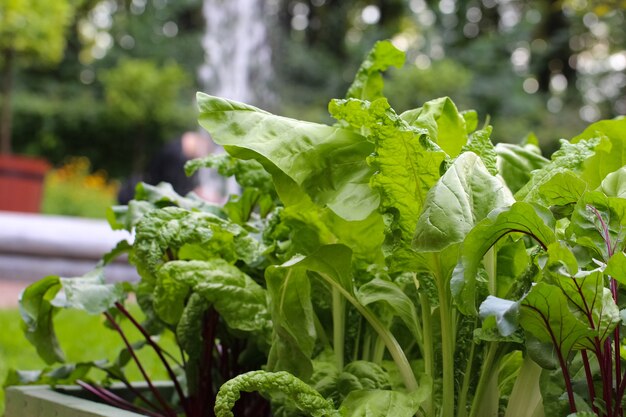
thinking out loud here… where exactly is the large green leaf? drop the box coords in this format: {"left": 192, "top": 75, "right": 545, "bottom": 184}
{"left": 329, "top": 97, "right": 443, "bottom": 268}
{"left": 154, "top": 260, "right": 270, "bottom": 339}
{"left": 599, "top": 166, "right": 626, "bottom": 198}
{"left": 345, "top": 40, "right": 405, "bottom": 101}
{"left": 401, "top": 97, "right": 469, "bottom": 158}
{"left": 413, "top": 152, "right": 515, "bottom": 253}
{"left": 197, "top": 93, "right": 378, "bottom": 221}
{"left": 520, "top": 282, "right": 595, "bottom": 359}
{"left": 495, "top": 142, "right": 549, "bottom": 194}
{"left": 451, "top": 202, "right": 556, "bottom": 315}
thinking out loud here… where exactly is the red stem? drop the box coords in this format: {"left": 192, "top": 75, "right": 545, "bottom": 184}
{"left": 104, "top": 312, "right": 177, "bottom": 417}
{"left": 581, "top": 350, "right": 599, "bottom": 415}
{"left": 114, "top": 302, "right": 190, "bottom": 416}
{"left": 77, "top": 380, "right": 165, "bottom": 417}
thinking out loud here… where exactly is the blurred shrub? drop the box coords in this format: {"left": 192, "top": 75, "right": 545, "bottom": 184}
{"left": 41, "top": 156, "right": 119, "bottom": 219}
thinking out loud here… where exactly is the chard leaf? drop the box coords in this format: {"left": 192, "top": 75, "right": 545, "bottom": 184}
{"left": 573, "top": 117, "right": 626, "bottom": 188}
{"left": 339, "top": 387, "right": 429, "bottom": 417}
{"left": 197, "top": 93, "right": 378, "bottom": 221}
{"left": 51, "top": 268, "right": 125, "bottom": 315}
{"left": 19, "top": 276, "right": 64, "bottom": 364}
{"left": 479, "top": 296, "right": 520, "bottom": 337}
{"left": 550, "top": 268, "right": 620, "bottom": 345}
{"left": 413, "top": 152, "right": 515, "bottom": 253}
{"left": 345, "top": 40, "right": 405, "bottom": 101}
{"left": 400, "top": 97, "right": 469, "bottom": 157}
{"left": 516, "top": 138, "right": 600, "bottom": 202}
{"left": 606, "top": 251, "right": 626, "bottom": 285}
{"left": 460, "top": 126, "right": 498, "bottom": 175}
{"left": 599, "top": 166, "right": 626, "bottom": 198}
{"left": 266, "top": 266, "right": 317, "bottom": 379}
{"left": 537, "top": 171, "right": 588, "bottom": 206}
{"left": 154, "top": 260, "right": 270, "bottom": 339}
{"left": 132, "top": 207, "right": 260, "bottom": 283}
{"left": 495, "top": 142, "right": 549, "bottom": 194}
{"left": 520, "top": 282, "right": 595, "bottom": 359}
{"left": 452, "top": 202, "right": 556, "bottom": 315}
{"left": 214, "top": 370, "right": 339, "bottom": 417}
{"left": 329, "top": 97, "right": 443, "bottom": 270}
{"left": 357, "top": 278, "right": 421, "bottom": 342}
{"left": 566, "top": 191, "right": 626, "bottom": 260}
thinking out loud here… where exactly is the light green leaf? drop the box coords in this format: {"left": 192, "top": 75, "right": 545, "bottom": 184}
{"left": 154, "top": 260, "right": 270, "bottom": 340}
{"left": 460, "top": 126, "right": 498, "bottom": 175}
{"left": 520, "top": 282, "right": 595, "bottom": 358}
{"left": 52, "top": 268, "right": 125, "bottom": 315}
{"left": 413, "top": 152, "right": 515, "bottom": 253}
{"left": 345, "top": 40, "right": 405, "bottom": 101}
{"left": 495, "top": 142, "right": 549, "bottom": 195}
{"left": 339, "top": 378, "right": 431, "bottom": 417}
{"left": 214, "top": 370, "right": 340, "bottom": 417}
{"left": 537, "top": 171, "right": 587, "bottom": 206}
{"left": 197, "top": 93, "right": 378, "bottom": 221}
{"left": 19, "top": 276, "right": 64, "bottom": 364}
{"left": 479, "top": 296, "right": 520, "bottom": 337}
{"left": 401, "top": 96, "right": 469, "bottom": 157}
{"left": 357, "top": 278, "right": 421, "bottom": 342}
{"left": 266, "top": 266, "right": 317, "bottom": 379}
{"left": 329, "top": 97, "right": 443, "bottom": 269}
{"left": 516, "top": 138, "right": 600, "bottom": 202}
{"left": 606, "top": 251, "right": 626, "bottom": 285}
{"left": 573, "top": 117, "right": 626, "bottom": 188}
{"left": 599, "top": 166, "right": 626, "bottom": 198}
{"left": 452, "top": 202, "right": 556, "bottom": 315}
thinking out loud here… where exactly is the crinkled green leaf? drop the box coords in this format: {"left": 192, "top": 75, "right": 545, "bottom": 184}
{"left": 520, "top": 282, "right": 595, "bottom": 358}
{"left": 345, "top": 40, "right": 405, "bottom": 101}
{"left": 214, "top": 370, "right": 340, "bottom": 417}
{"left": 452, "top": 202, "right": 556, "bottom": 315}
{"left": 494, "top": 142, "right": 549, "bottom": 195}
{"left": 185, "top": 153, "right": 275, "bottom": 194}
{"left": 154, "top": 260, "right": 270, "bottom": 340}
{"left": 132, "top": 207, "right": 261, "bottom": 283}
{"left": 516, "top": 138, "right": 600, "bottom": 202}
{"left": 328, "top": 97, "right": 442, "bottom": 269}
{"left": 413, "top": 152, "right": 515, "bottom": 253}
{"left": 460, "top": 126, "right": 498, "bottom": 175}
{"left": 197, "top": 93, "right": 378, "bottom": 221}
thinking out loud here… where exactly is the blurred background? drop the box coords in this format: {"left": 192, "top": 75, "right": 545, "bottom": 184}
{"left": 0, "top": 0, "right": 625, "bottom": 217}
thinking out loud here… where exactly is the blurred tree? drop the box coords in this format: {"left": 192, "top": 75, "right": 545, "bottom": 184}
{"left": 0, "top": 0, "right": 78, "bottom": 154}
{"left": 100, "top": 58, "right": 189, "bottom": 175}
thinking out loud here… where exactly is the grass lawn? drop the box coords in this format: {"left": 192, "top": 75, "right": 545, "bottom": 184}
{"left": 0, "top": 305, "right": 177, "bottom": 415}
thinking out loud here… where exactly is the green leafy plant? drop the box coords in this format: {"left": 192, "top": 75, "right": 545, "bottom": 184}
{"left": 10, "top": 40, "right": 626, "bottom": 417}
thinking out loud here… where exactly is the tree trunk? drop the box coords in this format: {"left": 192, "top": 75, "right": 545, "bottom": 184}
{"left": 0, "top": 48, "right": 15, "bottom": 155}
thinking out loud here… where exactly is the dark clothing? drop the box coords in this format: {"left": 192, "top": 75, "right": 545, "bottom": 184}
{"left": 117, "top": 138, "right": 199, "bottom": 204}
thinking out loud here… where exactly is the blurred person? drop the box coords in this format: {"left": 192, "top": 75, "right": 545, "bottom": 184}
{"left": 117, "top": 131, "right": 214, "bottom": 204}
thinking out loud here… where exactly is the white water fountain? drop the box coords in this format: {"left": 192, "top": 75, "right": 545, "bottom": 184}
{"left": 199, "top": 0, "right": 273, "bottom": 106}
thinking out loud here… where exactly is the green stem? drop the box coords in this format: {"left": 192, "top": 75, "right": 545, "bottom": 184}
{"left": 418, "top": 291, "right": 435, "bottom": 417}
{"left": 468, "top": 342, "right": 500, "bottom": 417}
{"left": 485, "top": 247, "right": 496, "bottom": 296}
{"left": 456, "top": 318, "right": 478, "bottom": 417}
{"left": 319, "top": 273, "right": 418, "bottom": 391}
{"left": 332, "top": 287, "right": 345, "bottom": 370}
{"left": 372, "top": 336, "right": 386, "bottom": 365}
{"left": 432, "top": 253, "right": 455, "bottom": 417}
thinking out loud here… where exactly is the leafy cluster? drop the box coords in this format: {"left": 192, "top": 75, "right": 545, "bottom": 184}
{"left": 11, "top": 40, "right": 626, "bottom": 417}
